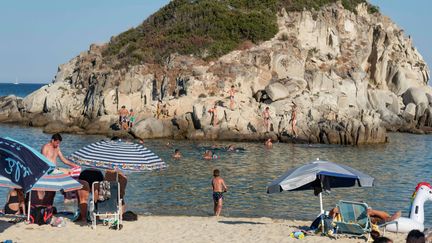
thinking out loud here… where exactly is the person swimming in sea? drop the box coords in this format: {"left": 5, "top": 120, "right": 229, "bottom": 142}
{"left": 203, "top": 150, "right": 219, "bottom": 160}
{"left": 172, "top": 149, "right": 182, "bottom": 159}
{"left": 265, "top": 138, "right": 273, "bottom": 149}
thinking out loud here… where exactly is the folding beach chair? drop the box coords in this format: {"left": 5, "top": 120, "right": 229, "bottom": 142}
{"left": 91, "top": 181, "right": 122, "bottom": 230}
{"left": 335, "top": 200, "right": 399, "bottom": 239}
{"left": 335, "top": 200, "right": 371, "bottom": 240}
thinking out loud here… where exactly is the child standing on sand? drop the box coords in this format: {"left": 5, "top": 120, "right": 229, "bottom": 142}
{"left": 212, "top": 169, "right": 227, "bottom": 216}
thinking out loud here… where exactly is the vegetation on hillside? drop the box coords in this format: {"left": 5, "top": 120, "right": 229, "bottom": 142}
{"left": 279, "top": 0, "right": 378, "bottom": 13}
{"left": 102, "top": 0, "right": 379, "bottom": 69}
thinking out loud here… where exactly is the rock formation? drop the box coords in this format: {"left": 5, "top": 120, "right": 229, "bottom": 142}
{"left": 1, "top": 3, "right": 430, "bottom": 145}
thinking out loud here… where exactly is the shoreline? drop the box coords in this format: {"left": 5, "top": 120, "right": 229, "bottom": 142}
{"left": 0, "top": 215, "right": 408, "bottom": 243}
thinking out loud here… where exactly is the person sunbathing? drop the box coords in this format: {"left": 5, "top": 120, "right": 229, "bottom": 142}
{"left": 329, "top": 207, "right": 401, "bottom": 224}
{"left": 4, "top": 189, "right": 25, "bottom": 215}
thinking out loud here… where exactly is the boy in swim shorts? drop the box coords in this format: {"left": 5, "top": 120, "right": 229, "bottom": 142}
{"left": 212, "top": 169, "right": 227, "bottom": 216}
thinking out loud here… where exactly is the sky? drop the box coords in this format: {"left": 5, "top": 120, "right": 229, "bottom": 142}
{"left": 0, "top": 0, "right": 430, "bottom": 83}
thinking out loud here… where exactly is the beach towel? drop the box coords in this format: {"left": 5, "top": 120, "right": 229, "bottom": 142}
{"left": 63, "top": 166, "right": 81, "bottom": 201}
{"left": 98, "top": 181, "right": 111, "bottom": 202}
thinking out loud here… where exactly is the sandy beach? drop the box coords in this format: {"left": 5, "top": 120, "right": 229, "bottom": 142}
{"left": 0, "top": 215, "right": 407, "bottom": 243}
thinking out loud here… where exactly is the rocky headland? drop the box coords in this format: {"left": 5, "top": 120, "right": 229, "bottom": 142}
{"left": 1, "top": 1, "right": 430, "bottom": 145}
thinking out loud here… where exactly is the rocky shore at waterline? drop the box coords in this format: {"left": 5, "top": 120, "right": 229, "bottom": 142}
{"left": 1, "top": 3, "right": 431, "bottom": 145}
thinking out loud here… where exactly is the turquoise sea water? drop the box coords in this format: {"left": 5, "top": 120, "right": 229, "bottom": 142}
{"left": 0, "top": 84, "right": 431, "bottom": 226}
{"left": 0, "top": 83, "right": 45, "bottom": 98}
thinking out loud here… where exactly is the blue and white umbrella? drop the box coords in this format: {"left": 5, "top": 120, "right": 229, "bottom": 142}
{"left": 69, "top": 140, "right": 166, "bottom": 172}
{"left": 0, "top": 170, "right": 83, "bottom": 220}
{"left": 267, "top": 159, "right": 374, "bottom": 213}
{"left": 0, "top": 170, "right": 82, "bottom": 192}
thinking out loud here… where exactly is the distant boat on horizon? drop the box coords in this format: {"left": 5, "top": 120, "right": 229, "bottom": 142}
{"left": 13, "top": 78, "right": 19, "bottom": 85}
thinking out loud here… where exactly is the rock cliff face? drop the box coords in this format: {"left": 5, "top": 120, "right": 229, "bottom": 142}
{"left": 1, "top": 3, "right": 431, "bottom": 144}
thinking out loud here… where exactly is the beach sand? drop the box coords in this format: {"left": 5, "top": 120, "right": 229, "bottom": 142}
{"left": 0, "top": 215, "right": 407, "bottom": 243}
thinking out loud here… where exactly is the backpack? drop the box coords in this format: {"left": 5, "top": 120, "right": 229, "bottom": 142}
{"left": 30, "top": 206, "right": 54, "bottom": 225}
{"left": 122, "top": 211, "right": 137, "bottom": 221}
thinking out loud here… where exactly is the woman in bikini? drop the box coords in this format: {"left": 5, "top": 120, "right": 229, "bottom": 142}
{"left": 227, "top": 85, "right": 236, "bottom": 110}
{"left": 291, "top": 102, "right": 298, "bottom": 138}
{"left": 208, "top": 104, "right": 218, "bottom": 127}
{"left": 4, "top": 189, "right": 25, "bottom": 215}
{"left": 263, "top": 107, "right": 271, "bottom": 132}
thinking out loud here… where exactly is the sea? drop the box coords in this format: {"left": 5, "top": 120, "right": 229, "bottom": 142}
{"left": 0, "top": 83, "right": 46, "bottom": 98}
{"left": 0, "top": 83, "right": 431, "bottom": 226}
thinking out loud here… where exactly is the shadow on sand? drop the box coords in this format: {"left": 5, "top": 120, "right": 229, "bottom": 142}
{"left": 218, "top": 220, "right": 266, "bottom": 225}
{"left": 0, "top": 219, "right": 17, "bottom": 234}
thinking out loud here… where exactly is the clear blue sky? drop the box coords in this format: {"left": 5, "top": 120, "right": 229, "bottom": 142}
{"left": 0, "top": 0, "right": 430, "bottom": 83}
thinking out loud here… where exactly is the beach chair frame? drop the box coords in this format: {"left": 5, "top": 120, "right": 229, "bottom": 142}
{"left": 334, "top": 200, "right": 371, "bottom": 241}
{"left": 91, "top": 181, "right": 122, "bottom": 230}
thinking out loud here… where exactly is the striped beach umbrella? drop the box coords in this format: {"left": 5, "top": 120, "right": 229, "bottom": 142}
{"left": 0, "top": 170, "right": 83, "bottom": 192}
{"left": 0, "top": 169, "right": 83, "bottom": 220}
{"left": 69, "top": 140, "right": 166, "bottom": 172}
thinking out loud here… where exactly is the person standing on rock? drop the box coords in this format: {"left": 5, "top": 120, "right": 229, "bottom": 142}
{"left": 262, "top": 107, "right": 271, "bottom": 132}
{"left": 227, "top": 85, "right": 237, "bottom": 110}
{"left": 290, "top": 102, "right": 298, "bottom": 138}
{"left": 128, "top": 109, "right": 136, "bottom": 128}
{"left": 156, "top": 100, "right": 162, "bottom": 119}
{"left": 208, "top": 103, "right": 218, "bottom": 127}
{"left": 118, "top": 105, "right": 129, "bottom": 130}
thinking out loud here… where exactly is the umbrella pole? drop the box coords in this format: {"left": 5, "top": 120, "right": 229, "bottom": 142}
{"left": 27, "top": 191, "right": 31, "bottom": 221}
{"left": 319, "top": 192, "right": 324, "bottom": 214}
{"left": 319, "top": 192, "right": 324, "bottom": 233}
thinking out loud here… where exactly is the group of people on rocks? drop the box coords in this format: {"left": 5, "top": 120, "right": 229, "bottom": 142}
{"left": 206, "top": 84, "right": 298, "bottom": 138}
{"left": 118, "top": 105, "right": 136, "bottom": 130}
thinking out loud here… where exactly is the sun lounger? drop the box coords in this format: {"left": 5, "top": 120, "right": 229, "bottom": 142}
{"left": 91, "top": 181, "right": 122, "bottom": 230}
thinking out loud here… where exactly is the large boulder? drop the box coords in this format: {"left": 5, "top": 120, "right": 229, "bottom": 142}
{"left": 131, "top": 118, "right": 173, "bottom": 139}
{"left": 265, "top": 82, "right": 290, "bottom": 101}
{"left": 0, "top": 95, "right": 22, "bottom": 122}
{"left": 402, "top": 87, "right": 429, "bottom": 106}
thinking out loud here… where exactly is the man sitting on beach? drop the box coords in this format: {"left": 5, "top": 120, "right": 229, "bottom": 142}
{"left": 212, "top": 169, "right": 227, "bottom": 216}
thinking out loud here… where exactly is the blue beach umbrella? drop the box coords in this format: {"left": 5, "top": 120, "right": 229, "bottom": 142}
{"left": 267, "top": 159, "right": 374, "bottom": 233}
{"left": 69, "top": 140, "right": 166, "bottom": 172}
{"left": 0, "top": 137, "right": 55, "bottom": 192}
{"left": 267, "top": 159, "right": 374, "bottom": 213}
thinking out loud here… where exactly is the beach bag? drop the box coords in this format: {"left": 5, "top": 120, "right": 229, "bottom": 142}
{"left": 122, "top": 211, "right": 137, "bottom": 221}
{"left": 310, "top": 214, "right": 334, "bottom": 233}
{"left": 30, "top": 206, "right": 54, "bottom": 225}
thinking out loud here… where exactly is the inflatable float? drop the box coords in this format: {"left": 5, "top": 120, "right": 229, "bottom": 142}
{"left": 386, "top": 182, "right": 432, "bottom": 233}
